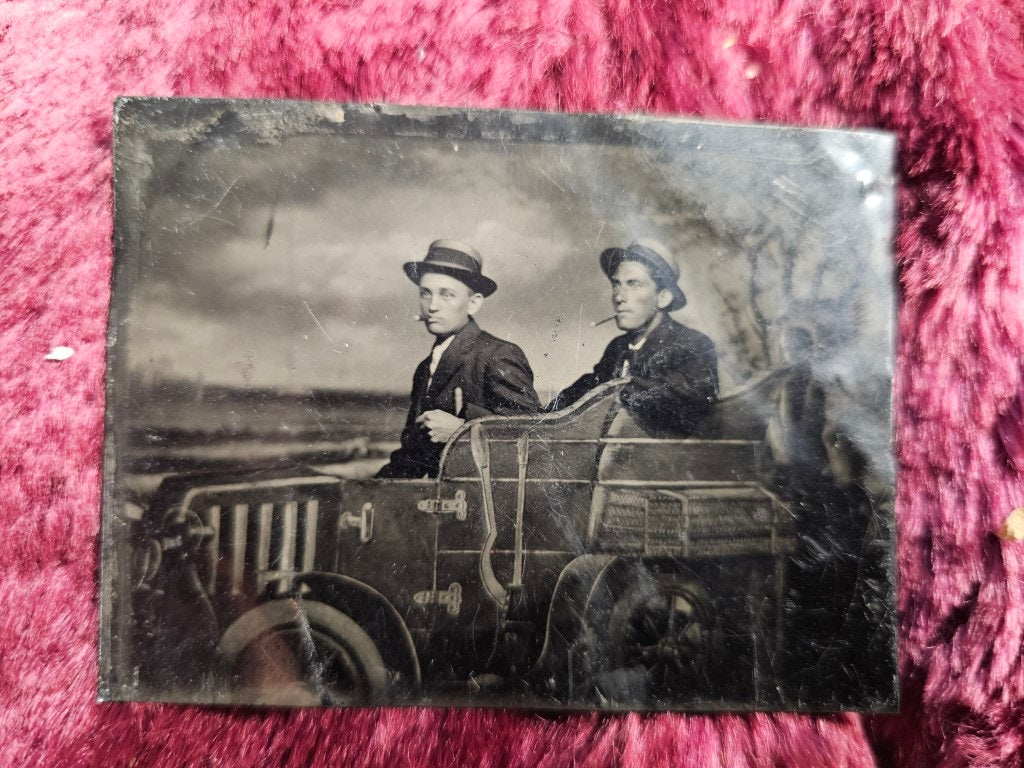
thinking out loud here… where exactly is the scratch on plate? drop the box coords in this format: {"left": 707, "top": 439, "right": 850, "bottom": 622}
{"left": 303, "top": 301, "right": 336, "bottom": 346}
{"left": 539, "top": 167, "right": 565, "bottom": 192}
{"left": 181, "top": 176, "right": 240, "bottom": 229}
{"left": 575, "top": 301, "right": 583, "bottom": 366}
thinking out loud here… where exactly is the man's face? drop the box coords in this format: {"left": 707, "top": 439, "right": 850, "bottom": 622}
{"left": 418, "top": 272, "right": 482, "bottom": 336}
{"left": 610, "top": 260, "right": 672, "bottom": 331}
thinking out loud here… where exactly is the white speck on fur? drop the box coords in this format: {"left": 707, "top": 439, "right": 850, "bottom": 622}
{"left": 45, "top": 346, "right": 74, "bottom": 361}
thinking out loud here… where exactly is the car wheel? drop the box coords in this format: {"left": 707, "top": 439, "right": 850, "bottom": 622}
{"left": 218, "top": 599, "right": 389, "bottom": 706}
{"left": 594, "top": 569, "right": 717, "bottom": 703}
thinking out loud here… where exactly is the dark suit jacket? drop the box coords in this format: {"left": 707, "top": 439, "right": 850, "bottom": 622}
{"left": 377, "top": 319, "right": 541, "bottom": 478}
{"left": 547, "top": 314, "right": 719, "bottom": 437}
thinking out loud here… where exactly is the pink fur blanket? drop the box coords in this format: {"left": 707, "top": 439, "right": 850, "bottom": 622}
{"left": 2, "top": 1, "right": 1022, "bottom": 766}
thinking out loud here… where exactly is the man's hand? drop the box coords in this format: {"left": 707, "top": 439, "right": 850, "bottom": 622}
{"left": 416, "top": 409, "right": 466, "bottom": 443}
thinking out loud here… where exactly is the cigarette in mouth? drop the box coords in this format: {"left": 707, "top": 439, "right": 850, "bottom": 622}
{"left": 590, "top": 316, "right": 616, "bottom": 327}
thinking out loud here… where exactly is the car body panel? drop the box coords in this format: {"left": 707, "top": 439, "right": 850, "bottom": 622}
{"left": 128, "top": 378, "right": 805, "bottom": 707}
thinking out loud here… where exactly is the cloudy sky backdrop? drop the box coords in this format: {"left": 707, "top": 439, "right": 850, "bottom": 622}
{"left": 119, "top": 104, "right": 894, "bottom": 409}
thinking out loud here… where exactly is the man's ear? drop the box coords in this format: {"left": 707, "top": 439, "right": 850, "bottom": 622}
{"left": 467, "top": 293, "right": 484, "bottom": 315}
{"left": 656, "top": 288, "right": 674, "bottom": 311}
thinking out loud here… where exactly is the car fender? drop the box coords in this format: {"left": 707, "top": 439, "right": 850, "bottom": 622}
{"left": 529, "top": 554, "right": 617, "bottom": 695}
{"left": 294, "top": 572, "right": 422, "bottom": 690}
{"left": 580, "top": 557, "right": 710, "bottom": 638}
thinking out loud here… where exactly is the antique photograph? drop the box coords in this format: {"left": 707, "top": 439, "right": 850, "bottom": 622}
{"left": 100, "top": 99, "right": 897, "bottom": 712}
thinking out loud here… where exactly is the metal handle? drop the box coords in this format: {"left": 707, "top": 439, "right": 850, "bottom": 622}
{"left": 340, "top": 502, "right": 374, "bottom": 543}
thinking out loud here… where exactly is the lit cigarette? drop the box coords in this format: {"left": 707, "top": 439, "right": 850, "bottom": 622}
{"left": 590, "top": 316, "right": 616, "bottom": 327}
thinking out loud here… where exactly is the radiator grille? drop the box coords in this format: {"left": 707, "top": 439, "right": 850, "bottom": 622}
{"left": 179, "top": 477, "right": 338, "bottom": 597}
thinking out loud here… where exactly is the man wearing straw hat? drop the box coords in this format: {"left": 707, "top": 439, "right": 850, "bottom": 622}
{"left": 547, "top": 239, "right": 719, "bottom": 437}
{"left": 376, "top": 239, "right": 541, "bottom": 479}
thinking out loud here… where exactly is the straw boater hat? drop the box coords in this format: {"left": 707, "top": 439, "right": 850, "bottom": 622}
{"left": 403, "top": 240, "right": 497, "bottom": 297}
{"left": 599, "top": 239, "right": 687, "bottom": 311}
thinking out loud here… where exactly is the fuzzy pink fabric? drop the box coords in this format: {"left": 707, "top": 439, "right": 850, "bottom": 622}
{"left": 3, "top": 1, "right": 1023, "bottom": 766}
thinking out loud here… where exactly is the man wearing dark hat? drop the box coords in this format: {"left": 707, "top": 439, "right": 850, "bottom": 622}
{"left": 376, "top": 240, "right": 541, "bottom": 478}
{"left": 547, "top": 239, "right": 719, "bottom": 437}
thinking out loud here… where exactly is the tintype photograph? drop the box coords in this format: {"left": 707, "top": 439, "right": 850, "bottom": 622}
{"left": 101, "top": 99, "right": 897, "bottom": 712}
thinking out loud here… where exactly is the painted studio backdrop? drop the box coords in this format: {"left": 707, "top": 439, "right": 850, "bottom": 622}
{"left": 116, "top": 101, "right": 893, "bottom": 486}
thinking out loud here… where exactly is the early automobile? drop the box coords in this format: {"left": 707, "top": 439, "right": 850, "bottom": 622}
{"left": 118, "top": 377, "right": 811, "bottom": 710}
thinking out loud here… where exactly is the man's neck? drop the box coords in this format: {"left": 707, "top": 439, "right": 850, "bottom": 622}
{"left": 431, "top": 318, "right": 472, "bottom": 345}
{"left": 628, "top": 311, "right": 663, "bottom": 345}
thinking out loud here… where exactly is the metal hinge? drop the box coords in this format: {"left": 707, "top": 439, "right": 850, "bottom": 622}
{"left": 413, "top": 582, "right": 462, "bottom": 616}
{"left": 417, "top": 490, "right": 467, "bottom": 521}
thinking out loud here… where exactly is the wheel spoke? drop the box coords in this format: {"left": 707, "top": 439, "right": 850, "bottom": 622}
{"left": 604, "top": 574, "right": 715, "bottom": 698}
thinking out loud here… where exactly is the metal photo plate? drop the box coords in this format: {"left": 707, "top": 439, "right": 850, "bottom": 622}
{"left": 100, "top": 98, "right": 898, "bottom": 713}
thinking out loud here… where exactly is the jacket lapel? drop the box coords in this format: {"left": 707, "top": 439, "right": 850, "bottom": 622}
{"left": 427, "top": 319, "right": 480, "bottom": 398}
{"left": 632, "top": 314, "right": 675, "bottom": 372}
{"left": 646, "top": 314, "right": 676, "bottom": 348}
{"left": 410, "top": 356, "right": 432, "bottom": 414}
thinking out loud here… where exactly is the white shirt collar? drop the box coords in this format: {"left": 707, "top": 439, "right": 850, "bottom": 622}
{"left": 429, "top": 335, "right": 455, "bottom": 377}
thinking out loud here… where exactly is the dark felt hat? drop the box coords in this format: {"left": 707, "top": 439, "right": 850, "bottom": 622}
{"left": 403, "top": 239, "right": 497, "bottom": 297}
{"left": 599, "top": 239, "right": 687, "bottom": 311}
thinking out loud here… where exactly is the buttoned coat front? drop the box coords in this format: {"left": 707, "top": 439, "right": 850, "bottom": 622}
{"left": 376, "top": 318, "right": 541, "bottom": 478}
{"left": 547, "top": 314, "right": 719, "bottom": 438}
